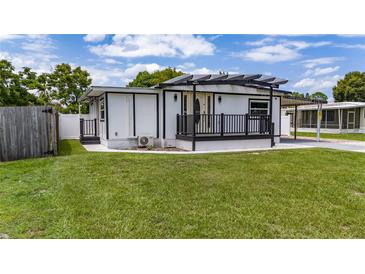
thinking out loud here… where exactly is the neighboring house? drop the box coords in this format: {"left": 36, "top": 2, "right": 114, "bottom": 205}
{"left": 284, "top": 102, "right": 365, "bottom": 134}
{"left": 79, "top": 74, "right": 290, "bottom": 151}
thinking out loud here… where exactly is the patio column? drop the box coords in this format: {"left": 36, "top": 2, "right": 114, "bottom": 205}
{"left": 269, "top": 86, "right": 274, "bottom": 147}
{"left": 192, "top": 83, "right": 196, "bottom": 151}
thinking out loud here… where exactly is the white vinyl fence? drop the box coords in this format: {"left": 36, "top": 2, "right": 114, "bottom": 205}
{"left": 59, "top": 114, "right": 89, "bottom": 139}
{"left": 281, "top": 115, "right": 291, "bottom": 136}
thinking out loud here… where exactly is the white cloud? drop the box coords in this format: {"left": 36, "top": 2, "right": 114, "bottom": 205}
{"left": 177, "top": 62, "right": 216, "bottom": 74}
{"left": 293, "top": 75, "right": 341, "bottom": 90}
{"left": 300, "top": 57, "right": 344, "bottom": 69}
{"left": 335, "top": 43, "right": 365, "bottom": 49}
{"left": 0, "top": 34, "right": 23, "bottom": 41}
{"left": 89, "top": 34, "right": 215, "bottom": 58}
{"left": 84, "top": 63, "right": 163, "bottom": 86}
{"left": 305, "top": 66, "right": 340, "bottom": 76}
{"left": 239, "top": 44, "right": 301, "bottom": 63}
{"left": 245, "top": 37, "right": 275, "bottom": 46}
{"left": 83, "top": 34, "right": 106, "bottom": 42}
{"left": 237, "top": 38, "right": 332, "bottom": 63}
{"left": 103, "top": 58, "right": 121, "bottom": 64}
{"left": 21, "top": 35, "right": 55, "bottom": 53}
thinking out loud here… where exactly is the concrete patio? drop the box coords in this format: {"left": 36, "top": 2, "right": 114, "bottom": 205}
{"left": 82, "top": 137, "right": 365, "bottom": 154}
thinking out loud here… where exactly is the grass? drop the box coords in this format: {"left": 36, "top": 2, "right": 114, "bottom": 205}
{"left": 293, "top": 131, "right": 365, "bottom": 141}
{"left": 1, "top": 140, "right": 365, "bottom": 239}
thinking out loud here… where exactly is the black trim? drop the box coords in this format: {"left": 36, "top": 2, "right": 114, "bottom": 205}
{"left": 180, "top": 92, "right": 183, "bottom": 115}
{"left": 162, "top": 90, "right": 166, "bottom": 139}
{"left": 156, "top": 94, "right": 159, "bottom": 138}
{"left": 105, "top": 92, "right": 109, "bottom": 140}
{"left": 133, "top": 94, "right": 136, "bottom": 137}
{"left": 176, "top": 134, "right": 271, "bottom": 141}
{"left": 97, "top": 91, "right": 159, "bottom": 95}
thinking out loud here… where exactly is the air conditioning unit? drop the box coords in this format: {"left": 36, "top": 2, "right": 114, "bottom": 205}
{"left": 137, "top": 136, "right": 154, "bottom": 147}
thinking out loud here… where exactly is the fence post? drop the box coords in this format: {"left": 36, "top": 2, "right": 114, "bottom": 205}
{"left": 220, "top": 113, "right": 224, "bottom": 136}
{"left": 245, "top": 114, "right": 249, "bottom": 135}
{"left": 80, "top": 118, "right": 84, "bottom": 138}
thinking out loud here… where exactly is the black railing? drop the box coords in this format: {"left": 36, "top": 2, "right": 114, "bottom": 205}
{"left": 80, "top": 118, "right": 98, "bottom": 138}
{"left": 176, "top": 113, "right": 270, "bottom": 136}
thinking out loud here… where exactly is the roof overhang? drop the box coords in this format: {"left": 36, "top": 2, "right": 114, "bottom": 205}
{"left": 281, "top": 96, "right": 327, "bottom": 107}
{"left": 80, "top": 86, "right": 157, "bottom": 102}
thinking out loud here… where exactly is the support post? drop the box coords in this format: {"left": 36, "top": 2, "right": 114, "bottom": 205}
{"left": 244, "top": 113, "right": 249, "bottom": 135}
{"left": 316, "top": 103, "right": 322, "bottom": 142}
{"left": 294, "top": 105, "right": 297, "bottom": 140}
{"left": 94, "top": 118, "right": 97, "bottom": 136}
{"left": 176, "top": 114, "right": 179, "bottom": 134}
{"left": 338, "top": 109, "right": 342, "bottom": 133}
{"left": 220, "top": 113, "right": 224, "bottom": 136}
{"left": 269, "top": 86, "right": 274, "bottom": 147}
{"left": 192, "top": 83, "right": 196, "bottom": 151}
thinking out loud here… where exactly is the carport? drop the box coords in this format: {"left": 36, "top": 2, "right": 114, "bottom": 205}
{"left": 281, "top": 96, "right": 327, "bottom": 141}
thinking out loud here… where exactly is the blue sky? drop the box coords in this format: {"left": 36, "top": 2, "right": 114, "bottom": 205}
{"left": 1, "top": 34, "right": 365, "bottom": 100}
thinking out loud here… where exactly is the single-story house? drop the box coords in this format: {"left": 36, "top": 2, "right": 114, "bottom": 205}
{"left": 283, "top": 101, "right": 365, "bottom": 134}
{"left": 79, "top": 73, "right": 291, "bottom": 151}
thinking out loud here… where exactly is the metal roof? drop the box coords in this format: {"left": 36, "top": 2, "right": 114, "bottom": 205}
{"left": 287, "top": 101, "right": 365, "bottom": 111}
{"left": 157, "top": 73, "right": 288, "bottom": 89}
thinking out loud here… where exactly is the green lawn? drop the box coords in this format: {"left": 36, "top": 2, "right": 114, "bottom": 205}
{"left": 293, "top": 131, "right": 365, "bottom": 141}
{"left": 1, "top": 140, "right": 365, "bottom": 239}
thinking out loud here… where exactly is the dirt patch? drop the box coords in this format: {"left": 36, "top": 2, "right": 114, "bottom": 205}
{"left": 0, "top": 233, "right": 10, "bottom": 239}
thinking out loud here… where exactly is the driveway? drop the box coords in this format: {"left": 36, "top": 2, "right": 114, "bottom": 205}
{"left": 280, "top": 137, "right": 365, "bottom": 153}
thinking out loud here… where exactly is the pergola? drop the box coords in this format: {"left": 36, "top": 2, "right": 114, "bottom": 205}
{"left": 281, "top": 95, "right": 327, "bottom": 140}
{"left": 158, "top": 73, "right": 289, "bottom": 150}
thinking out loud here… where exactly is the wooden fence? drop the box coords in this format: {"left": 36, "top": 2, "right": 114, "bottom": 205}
{"left": 0, "top": 106, "right": 58, "bottom": 161}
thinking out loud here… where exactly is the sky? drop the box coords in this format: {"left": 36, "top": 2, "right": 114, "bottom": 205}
{"left": 1, "top": 34, "right": 365, "bottom": 101}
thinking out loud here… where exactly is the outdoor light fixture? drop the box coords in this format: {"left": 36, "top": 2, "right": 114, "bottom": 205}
{"left": 218, "top": 96, "right": 222, "bottom": 103}
{"left": 174, "top": 94, "right": 178, "bottom": 102}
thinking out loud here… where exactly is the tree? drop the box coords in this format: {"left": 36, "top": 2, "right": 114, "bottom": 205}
{"left": 310, "top": 91, "right": 328, "bottom": 101}
{"left": 291, "top": 91, "right": 305, "bottom": 99}
{"left": 0, "top": 60, "right": 39, "bottom": 106}
{"left": 333, "top": 71, "right": 365, "bottom": 102}
{"left": 47, "top": 64, "right": 92, "bottom": 113}
{"left": 127, "top": 67, "right": 184, "bottom": 87}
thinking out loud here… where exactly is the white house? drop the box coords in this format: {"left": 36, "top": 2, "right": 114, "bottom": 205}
{"left": 284, "top": 101, "right": 365, "bottom": 134}
{"left": 79, "top": 74, "right": 290, "bottom": 151}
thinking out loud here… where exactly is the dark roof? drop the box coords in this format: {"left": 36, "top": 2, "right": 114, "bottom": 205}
{"left": 158, "top": 73, "right": 289, "bottom": 89}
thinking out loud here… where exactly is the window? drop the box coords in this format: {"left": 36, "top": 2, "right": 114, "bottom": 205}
{"left": 100, "top": 97, "right": 105, "bottom": 121}
{"left": 183, "top": 95, "right": 187, "bottom": 114}
{"left": 326, "top": 110, "right": 335, "bottom": 122}
{"left": 250, "top": 100, "right": 269, "bottom": 115}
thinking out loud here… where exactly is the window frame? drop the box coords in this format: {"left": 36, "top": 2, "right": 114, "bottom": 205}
{"left": 249, "top": 99, "right": 269, "bottom": 115}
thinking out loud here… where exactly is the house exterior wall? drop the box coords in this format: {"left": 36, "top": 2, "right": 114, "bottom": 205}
{"left": 88, "top": 85, "right": 284, "bottom": 150}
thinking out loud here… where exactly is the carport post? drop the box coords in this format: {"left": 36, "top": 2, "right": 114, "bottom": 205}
{"left": 316, "top": 103, "right": 322, "bottom": 142}
{"left": 294, "top": 105, "right": 297, "bottom": 140}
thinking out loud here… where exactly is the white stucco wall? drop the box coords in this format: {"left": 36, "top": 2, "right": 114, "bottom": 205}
{"left": 135, "top": 94, "right": 157, "bottom": 137}
{"left": 108, "top": 93, "right": 133, "bottom": 139}
{"left": 281, "top": 115, "right": 291, "bottom": 136}
{"left": 165, "top": 91, "right": 181, "bottom": 139}
{"left": 59, "top": 113, "right": 89, "bottom": 139}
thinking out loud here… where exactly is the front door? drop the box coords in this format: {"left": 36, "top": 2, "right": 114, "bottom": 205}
{"left": 347, "top": 111, "right": 355, "bottom": 129}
